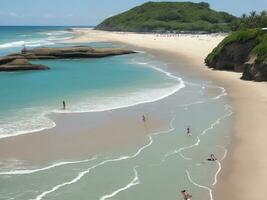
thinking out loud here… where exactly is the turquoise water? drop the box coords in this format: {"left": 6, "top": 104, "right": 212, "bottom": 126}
{"left": 0, "top": 27, "right": 232, "bottom": 200}
{"left": 0, "top": 27, "right": 182, "bottom": 137}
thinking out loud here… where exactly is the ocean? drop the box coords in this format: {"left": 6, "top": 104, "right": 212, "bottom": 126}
{"left": 0, "top": 27, "right": 232, "bottom": 200}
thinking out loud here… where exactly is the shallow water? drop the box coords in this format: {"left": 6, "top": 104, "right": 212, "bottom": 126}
{"left": 0, "top": 27, "right": 182, "bottom": 138}
{"left": 0, "top": 27, "right": 232, "bottom": 200}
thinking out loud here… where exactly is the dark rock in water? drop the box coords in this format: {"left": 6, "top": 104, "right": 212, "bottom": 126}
{"left": 0, "top": 46, "right": 136, "bottom": 72}
{"left": 0, "top": 57, "right": 48, "bottom": 72}
{"left": 18, "top": 46, "right": 135, "bottom": 59}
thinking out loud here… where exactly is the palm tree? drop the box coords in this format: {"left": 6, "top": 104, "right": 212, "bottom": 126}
{"left": 250, "top": 11, "right": 257, "bottom": 18}
{"left": 241, "top": 13, "right": 247, "bottom": 19}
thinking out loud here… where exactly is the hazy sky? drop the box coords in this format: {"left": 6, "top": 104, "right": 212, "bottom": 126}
{"left": 0, "top": 0, "right": 266, "bottom": 26}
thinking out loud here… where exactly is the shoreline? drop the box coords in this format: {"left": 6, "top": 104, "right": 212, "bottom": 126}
{"left": 68, "top": 29, "right": 267, "bottom": 199}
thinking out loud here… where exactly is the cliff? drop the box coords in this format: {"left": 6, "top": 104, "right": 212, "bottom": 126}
{"left": 205, "top": 29, "right": 267, "bottom": 81}
{"left": 0, "top": 46, "right": 135, "bottom": 72}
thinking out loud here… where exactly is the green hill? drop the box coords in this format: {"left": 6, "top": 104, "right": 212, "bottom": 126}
{"left": 96, "top": 1, "right": 237, "bottom": 33}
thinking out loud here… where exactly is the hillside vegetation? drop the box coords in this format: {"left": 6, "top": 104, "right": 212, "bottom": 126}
{"left": 96, "top": 2, "right": 237, "bottom": 33}
{"left": 206, "top": 29, "right": 267, "bottom": 65}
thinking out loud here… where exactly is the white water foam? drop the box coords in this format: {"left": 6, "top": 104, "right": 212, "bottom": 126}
{"left": 0, "top": 156, "right": 97, "bottom": 175}
{"left": 164, "top": 136, "right": 200, "bottom": 162}
{"left": 99, "top": 167, "right": 140, "bottom": 200}
{"left": 0, "top": 40, "right": 55, "bottom": 49}
{"left": 0, "top": 107, "right": 56, "bottom": 139}
{"left": 201, "top": 105, "right": 233, "bottom": 136}
{"left": 0, "top": 29, "right": 73, "bottom": 50}
{"left": 212, "top": 145, "right": 228, "bottom": 186}
{"left": 186, "top": 169, "right": 213, "bottom": 200}
{"left": 54, "top": 82, "right": 185, "bottom": 114}
{"left": 31, "top": 115, "right": 176, "bottom": 200}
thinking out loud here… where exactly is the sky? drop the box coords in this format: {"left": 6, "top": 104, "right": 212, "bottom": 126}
{"left": 0, "top": 0, "right": 266, "bottom": 26}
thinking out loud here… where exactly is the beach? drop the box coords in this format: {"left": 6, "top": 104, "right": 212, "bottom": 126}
{"left": 68, "top": 29, "right": 267, "bottom": 200}
{"left": 0, "top": 26, "right": 266, "bottom": 200}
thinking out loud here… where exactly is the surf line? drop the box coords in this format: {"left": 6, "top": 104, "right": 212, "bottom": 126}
{"left": 177, "top": 81, "right": 228, "bottom": 111}
{"left": 186, "top": 169, "right": 214, "bottom": 200}
{"left": 0, "top": 156, "right": 97, "bottom": 176}
{"left": 188, "top": 81, "right": 227, "bottom": 100}
{"left": 212, "top": 145, "right": 228, "bottom": 186}
{"left": 201, "top": 104, "right": 233, "bottom": 136}
{"left": 163, "top": 136, "right": 200, "bottom": 162}
{"left": 99, "top": 167, "right": 140, "bottom": 200}
{"left": 32, "top": 115, "right": 176, "bottom": 200}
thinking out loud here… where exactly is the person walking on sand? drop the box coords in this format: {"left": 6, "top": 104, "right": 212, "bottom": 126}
{"left": 63, "top": 100, "right": 66, "bottom": 110}
{"left": 181, "top": 190, "right": 192, "bottom": 200}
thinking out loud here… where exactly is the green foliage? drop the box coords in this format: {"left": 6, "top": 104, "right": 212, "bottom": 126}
{"left": 253, "top": 33, "right": 267, "bottom": 62}
{"left": 233, "top": 10, "right": 267, "bottom": 30}
{"left": 96, "top": 2, "right": 237, "bottom": 33}
{"left": 205, "top": 29, "right": 267, "bottom": 65}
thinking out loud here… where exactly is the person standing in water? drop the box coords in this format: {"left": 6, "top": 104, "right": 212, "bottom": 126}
{"left": 181, "top": 190, "right": 192, "bottom": 200}
{"left": 142, "top": 115, "right": 146, "bottom": 122}
{"left": 187, "top": 127, "right": 191, "bottom": 136}
{"left": 63, "top": 100, "right": 66, "bottom": 110}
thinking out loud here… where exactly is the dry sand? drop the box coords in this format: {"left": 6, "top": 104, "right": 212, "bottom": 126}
{"left": 69, "top": 28, "right": 267, "bottom": 200}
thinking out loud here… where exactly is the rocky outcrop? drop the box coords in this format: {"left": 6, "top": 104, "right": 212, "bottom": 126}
{"left": 205, "top": 29, "right": 267, "bottom": 82}
{"left": 11, "top": 46, "right": 135, "bottom": 59}
{"left": 0, "top": 46, "right": 136, "bottom": 72}
{"left": 0, "top": 56, "right": 48, "bottom": 72}
{"left": 242, "top": 60, "right": 267, "bottom": 81}
{"left": 206, "top": 39, "right": 267, "bottom": 81}
{"left": 206, "top": 39, "right": 258, "bottom": 72}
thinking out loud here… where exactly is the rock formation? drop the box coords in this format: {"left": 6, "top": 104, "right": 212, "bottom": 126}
{"left": 206, "top": 39, "right": 258, "bottom": 72}
{"left": 0, "top": 56, "right": 48, "bottom": 72}
{"left": 205, "top": 29, "right": 267, "bottom": 82}
{"left": 242, "top": 59, "right": 267, "bottom": 81}
{"left": 0, "top": 46, "right": 136, "bottom": 72}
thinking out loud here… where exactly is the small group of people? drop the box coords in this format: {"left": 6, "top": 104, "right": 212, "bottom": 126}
{"left": 207, "top": 154, "right": 217, "bottom": 161}
{"left": 181, "top": 126, "right": 218, "bottom": 199}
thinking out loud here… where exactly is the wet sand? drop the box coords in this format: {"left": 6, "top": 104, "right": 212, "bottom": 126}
{"left": 0, "top": 92, "right": 175, "bottom": 165}
{"left": 68, "top": 28, "right": 267, "bottom": 200}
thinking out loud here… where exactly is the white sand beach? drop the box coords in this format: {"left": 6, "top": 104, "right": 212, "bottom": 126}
{"left": 69, "top": 28, "right": 267, "bottom": 200}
